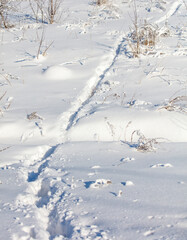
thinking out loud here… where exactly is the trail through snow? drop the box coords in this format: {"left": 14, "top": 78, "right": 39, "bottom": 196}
{"left": 60, "top": 35, "right": 127, "bottom": 139}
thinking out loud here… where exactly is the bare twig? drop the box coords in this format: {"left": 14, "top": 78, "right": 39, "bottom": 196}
{"left": 124, "top": 121, "right": 132, "bottom": 142}
{"left": 42, "top": 40, "right": 54, "bottom": 56}
{"left": 0, "top": 73, "right": 11, "bottom": 86}
{"left": 0, "top": 91, "right": 6, "bottom": 101}
{"left": 0, "top": 0, "right": 15, "bottom": 28}
{"left": 37, "top": 28, "right": 45, "bottom": 58}
{"left": 36, "top": 29, "right": 53, "bottom": 58}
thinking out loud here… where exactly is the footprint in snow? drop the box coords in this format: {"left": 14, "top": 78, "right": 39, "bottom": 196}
{"left": 121, "top": 181, "right": 134, "bottom": 186}
{"left": 150, "top": 163, "right": 173, "bottom": 168}
{"left": 113, "top": 157, "right": 135, "bottom": 166}
{"left": 178, "top": 181, "right": 185, "bottom": 184}
{"left": 84, "top": 179, "right": 112, "bottom": 189}
{"left": 110, "top": 190, "right": 123, "bottom": 197}
{"left": 110, "top": 181, "right": 134, "bottom": 197}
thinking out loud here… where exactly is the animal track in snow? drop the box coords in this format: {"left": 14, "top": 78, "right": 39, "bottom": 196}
{"left": 85, "top": 179, "right": 112, "bottom": 189}
{"left": 178, "top": 181, "right": 185, "bottom": 184}
{"left": 121, "top": 181, "right": 134, "bottom": 186}
{"left": 150, "top": 163, "right": 173, "bottom": 168}
{"left": 113, "top": 157, "right": 135, "bottom": 166}
{"left": 119, "top": 157, "right": 135, "bottom": 164}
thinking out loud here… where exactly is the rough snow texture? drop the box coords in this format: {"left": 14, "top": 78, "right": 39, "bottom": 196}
{"left": 0, "top": 0, "right": 187, "bottom": 239}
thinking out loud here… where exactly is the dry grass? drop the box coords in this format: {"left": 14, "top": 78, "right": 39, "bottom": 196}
{"left": 131, "top": 130, "right": 158, "bottom": 152}
{"left": 105, "top": 117, "right": 115, "bottom": 140}
{"left": 160, "top": 96, "right": 187, "bottom": 113}
{"left": 0, "top": 91, "right": 6, "bottom": 116}
{"left": 0, "top": 72, "right": 12, "bottom": 86}
{"left": 36, "top": 28, "right": 53, "bottom": 59}
{"left": 27, "top": 112, "right": 43, "bottom": 120}
{"left": 128, "top": 0, "right": 158, "bottom": 57}
{"left": 0, "top": 0, "right": 15, "bottom": 28}
{"left": 29, "top": 0, "right": 62, "bottom": 24}
{"left": 96, "top": 0, "right": 108, "bottom": 6}
{"left": 128, "top": 21, "right": 158, "bottom": 57}
{"left": 102, "top": 92, "right": 126, "bottom": 105}
{"left": 0, "top": 0, "right": 10, "bottom": 28}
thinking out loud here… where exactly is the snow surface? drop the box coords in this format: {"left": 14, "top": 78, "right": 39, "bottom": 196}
{"left": 0, "top": 0, "right": 187, "bottom": 239}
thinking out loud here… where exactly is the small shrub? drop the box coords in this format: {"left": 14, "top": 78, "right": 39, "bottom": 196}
{"left": 29, "top": 0, "right": 62, "bottom": 24}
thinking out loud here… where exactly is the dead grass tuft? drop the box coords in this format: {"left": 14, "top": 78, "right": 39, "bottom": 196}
{"left": 160, "top": 96, "right": 187, "bottom": 113}
{"left": 27, "top": 112, "right": 43, "bottom": 120}
{"left": 128, "top": 21, "right": 158, "bottom": 57}
{"left": 128, "top": 1, "right": 158, "bottom": 57}
{"left": 131, "top": 130, "right": 158, "bottom": 152}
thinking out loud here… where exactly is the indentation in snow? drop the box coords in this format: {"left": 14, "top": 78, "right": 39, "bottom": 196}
{"left": 151, "top": 163, "right": 173, "bottom": 168}
{"left": 85, "top": 179, "right": 112, "bottom": 189}
{"left": 121, "top": 181, "right": 134, "bottom": 186}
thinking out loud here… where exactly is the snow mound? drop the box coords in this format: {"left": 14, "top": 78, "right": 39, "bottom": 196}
{"left": 68, "top": 107, "right": 187, "bottom": 142}
{"left": 44, "top": 65, "right": 72, "bottom": 81}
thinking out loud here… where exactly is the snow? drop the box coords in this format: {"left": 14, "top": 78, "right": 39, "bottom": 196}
{"left": 0, "top": 0, "right": 187, "bottom": 239}
{"left": 44, "top": 66, "right": 73, "bottom": 81}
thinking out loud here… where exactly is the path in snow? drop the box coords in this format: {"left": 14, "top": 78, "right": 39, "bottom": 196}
{"left": 11, "top": 33, "right": 129, "bottom": 240}
{"left": 59, "top": 35, "right": 127, "bottom": 141}
{"left": 11, "top": 142, "right": 187, "bottom": 240}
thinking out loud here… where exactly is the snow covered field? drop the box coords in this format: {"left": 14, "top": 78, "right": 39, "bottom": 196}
{"left": 0, "top": 0, "right": 187, "bottom": 239}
